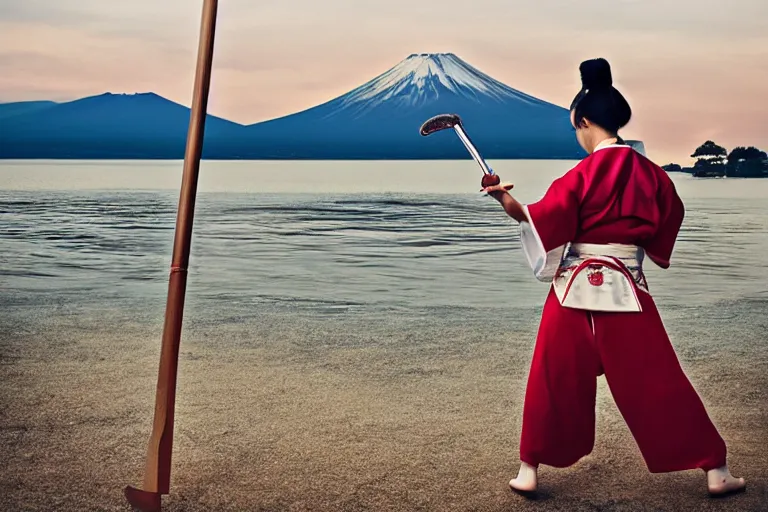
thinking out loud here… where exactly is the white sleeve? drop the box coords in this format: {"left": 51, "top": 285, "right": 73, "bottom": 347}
{"left": 519, "top": 205, "right": 566, "bottom": 282}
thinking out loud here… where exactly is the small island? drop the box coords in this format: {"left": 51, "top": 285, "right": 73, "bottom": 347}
{"left": 662, "top": 141, "right": 768, "bottom": 178}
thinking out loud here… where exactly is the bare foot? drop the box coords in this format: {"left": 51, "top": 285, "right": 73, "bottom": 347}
{"left": 509, "top": 462, "right": 538, "bottom": 497}
{"left": 707, "top": 466, "right": 746, "bottom": 497}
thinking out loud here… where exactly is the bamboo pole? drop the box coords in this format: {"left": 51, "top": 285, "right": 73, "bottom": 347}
{"left": 124, "top": 1, "right": 218, "bottom": 510}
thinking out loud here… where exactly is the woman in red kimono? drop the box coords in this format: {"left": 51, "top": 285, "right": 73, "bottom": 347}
{"left": 481, "top": 58, "right": 746, "bottom": 498}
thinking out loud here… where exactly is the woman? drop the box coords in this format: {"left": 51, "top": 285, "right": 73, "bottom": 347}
{"left": 481, "top": 58, "right": 746, "bottom": 498}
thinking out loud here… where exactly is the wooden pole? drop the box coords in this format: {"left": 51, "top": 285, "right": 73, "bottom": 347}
{"left": 125, "top": 1, "right": 218, "bottom": 510}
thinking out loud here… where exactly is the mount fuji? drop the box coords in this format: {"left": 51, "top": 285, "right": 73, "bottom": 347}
{"left": 235, "top": 53, "right": 584, "bottom": 159}
{"left": 0, "top": 53, "right": 585, "bottom": 160}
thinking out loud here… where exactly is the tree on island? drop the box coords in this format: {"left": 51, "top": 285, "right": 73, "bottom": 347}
{"left": 726, "top": 146, "right": 768, "bottom": 178}
{"left": 663, "top": 141, "right": 768, "bottom": 178}
{"left": 661, "top": 163, "right": 682, "bottom": 173}
{"left": 690, "top": 140, "right": 727, "bottom": 177}
{"left": 691, "top": 140, "right": 728, "bottom": 163}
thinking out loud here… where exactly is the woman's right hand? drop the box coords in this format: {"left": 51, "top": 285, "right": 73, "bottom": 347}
{"left": 482, "top": 183, "right": 515, "bottom": 194}
{"left": 481, "top": 173, "right": 500, "bottom": 188}
{"left": 481, "top": 174, "right": 514, "bottom": 198}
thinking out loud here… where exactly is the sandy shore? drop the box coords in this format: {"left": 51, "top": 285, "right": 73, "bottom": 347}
{"left": 1, "top": 297, "right": 766, "bottom": 512}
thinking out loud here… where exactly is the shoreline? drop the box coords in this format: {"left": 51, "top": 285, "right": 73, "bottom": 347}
{"left": 2, "top": 296, "right": 766, "bottom": 511}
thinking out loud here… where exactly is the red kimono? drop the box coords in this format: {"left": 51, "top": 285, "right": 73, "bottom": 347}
{"left": 517, "top": 142, "right": 727, "bottom": 472}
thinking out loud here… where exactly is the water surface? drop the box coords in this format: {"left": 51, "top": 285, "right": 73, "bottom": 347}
{"left": 1, "top": 160, "right": 766, "bottom": 323}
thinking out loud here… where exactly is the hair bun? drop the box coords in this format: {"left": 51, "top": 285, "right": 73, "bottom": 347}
{"left": 579, "top": 58, "right": 612, "bottom": 90}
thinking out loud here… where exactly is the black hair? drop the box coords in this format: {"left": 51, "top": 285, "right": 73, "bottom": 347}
{"left": 570, "top": 58, "right": 632, "bottom": 134}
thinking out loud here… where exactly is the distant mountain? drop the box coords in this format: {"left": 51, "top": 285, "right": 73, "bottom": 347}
{"left": 0, "top": 100, "right": 57, "bottom": 120}
{"left": 0, "top": 53, "right": 585, "bottom": 160}
{"left": 0, "top": 92, "right": 243, "bottom": 159}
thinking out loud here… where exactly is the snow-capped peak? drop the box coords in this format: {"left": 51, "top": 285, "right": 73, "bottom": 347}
{"left": 337, "top": 53, "right": 544, "bottom": 112}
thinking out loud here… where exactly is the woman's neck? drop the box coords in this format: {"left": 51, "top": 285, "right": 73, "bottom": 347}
{"left": 593, "top": 136, "right": 620, "bottom": 152}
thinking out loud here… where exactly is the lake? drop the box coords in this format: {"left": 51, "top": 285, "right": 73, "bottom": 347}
{"left": 1, "top": 159, "right": 767, "bottom": 325}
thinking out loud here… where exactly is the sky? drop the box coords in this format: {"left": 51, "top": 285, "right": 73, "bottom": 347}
{"left": 0, "top": 0, "right": 766, "bottom": 164}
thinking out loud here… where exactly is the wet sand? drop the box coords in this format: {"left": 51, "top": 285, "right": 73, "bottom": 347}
{"left": 1, "top": 298, "right": 767, "bottom": 512}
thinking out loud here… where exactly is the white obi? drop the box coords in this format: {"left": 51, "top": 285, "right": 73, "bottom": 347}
{"left": 552, "top": 243, "right": 648, "bottom": 313}
{"left": 519, "top": 209, "right": 648, "bottom": 313}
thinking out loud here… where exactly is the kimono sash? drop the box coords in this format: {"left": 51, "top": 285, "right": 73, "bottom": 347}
{"left": 552, "top": 243, "right": 648, "bottom": 313}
